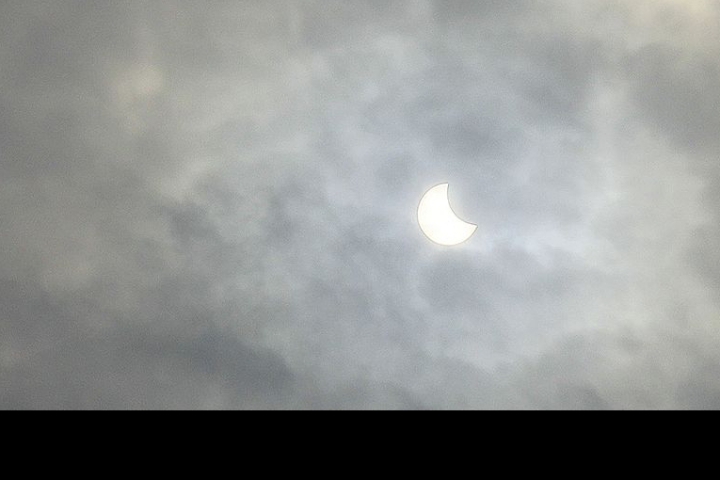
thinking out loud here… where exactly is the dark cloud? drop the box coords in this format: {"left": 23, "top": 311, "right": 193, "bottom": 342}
{"left": 1, "top": 0, "right": 719, "bottom": 409}
{"left": 0, "top": 326, "right": 294, "bottom": 409}
{"left": 629, "top": 45, "right": 720, "bottom": 155}
{"left": 677, "top": 360, "right": 720, "bottom": 410}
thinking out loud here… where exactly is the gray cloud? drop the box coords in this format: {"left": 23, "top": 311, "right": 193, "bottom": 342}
{"left": 1, "top": 0, "right": 719, "bottom": 409}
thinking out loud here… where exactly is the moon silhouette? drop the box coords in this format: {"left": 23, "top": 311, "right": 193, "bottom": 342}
{"left": 418, "top": 183, "right": 477, "bottom": 246}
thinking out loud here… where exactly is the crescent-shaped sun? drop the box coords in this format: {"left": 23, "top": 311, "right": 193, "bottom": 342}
{"left": 418, "top": 183, "right": 477, "bottom": 246}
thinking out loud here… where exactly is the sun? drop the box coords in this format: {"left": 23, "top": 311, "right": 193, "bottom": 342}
{"left": 418, "top": 183, "right": 477, "bottom": 246}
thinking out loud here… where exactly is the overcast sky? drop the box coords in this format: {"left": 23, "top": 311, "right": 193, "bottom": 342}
{"left": 1, "top": 0, "right": 719, "bottom": 409}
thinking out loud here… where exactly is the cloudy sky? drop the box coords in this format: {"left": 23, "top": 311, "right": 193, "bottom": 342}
{"left": 1, "top": 0, "right": 719, "bottom": 409}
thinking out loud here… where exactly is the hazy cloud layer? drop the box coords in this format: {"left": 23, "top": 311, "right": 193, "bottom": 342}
{"left": 1, "top": 0, "right": 719, "bottom": 409}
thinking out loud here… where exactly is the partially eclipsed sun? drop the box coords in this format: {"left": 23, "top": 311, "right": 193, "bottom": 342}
{"left": 418, "top": 183, "right": 477, "bottom": 246}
